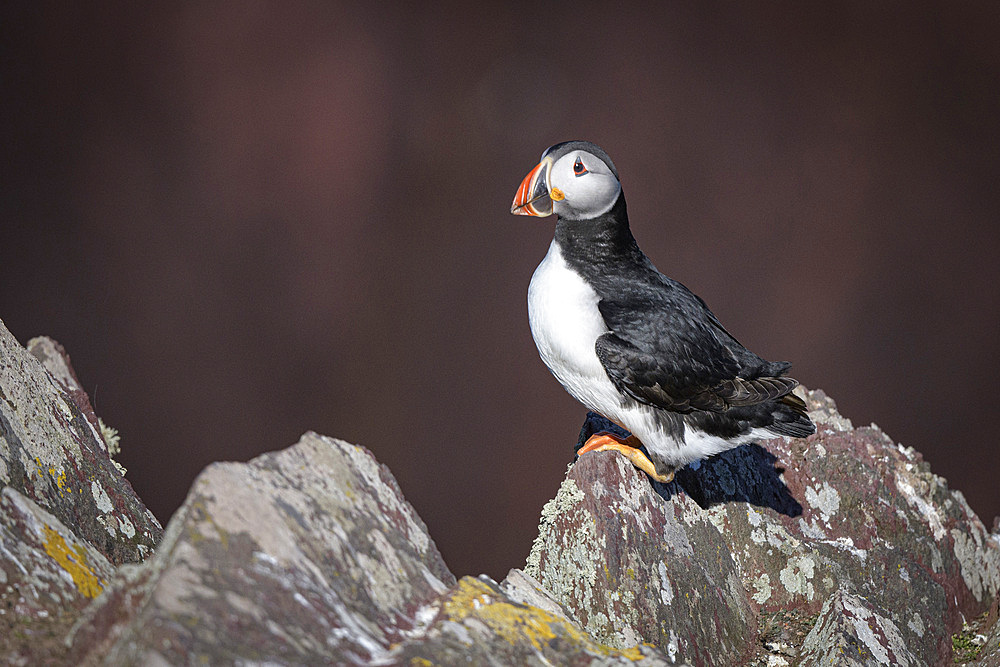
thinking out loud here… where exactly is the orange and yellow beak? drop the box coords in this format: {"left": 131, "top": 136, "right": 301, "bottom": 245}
{"left": 511, "top": 157, "right": 554, "bottom": 216}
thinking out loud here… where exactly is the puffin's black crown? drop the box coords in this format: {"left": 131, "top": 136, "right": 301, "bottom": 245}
{"left": 541, "top": 141, "right": 619, "bottom": 180}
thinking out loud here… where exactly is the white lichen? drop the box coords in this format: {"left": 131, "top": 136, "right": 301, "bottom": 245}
{"left": 666, "top": 628, "right": 679, "bottom": 662}
{"left": 751, "top": 573, "right": 772, "bottom": 604}
{"left": 118, "top": 515, "right": 136, "bottom": 539}
{"left": 704, "top": 504, "right": 729, "bottom": 533}
{"left": 525, "top": 476, "right": 586, "bottom": 577}
{"left": 751, "top": 518, "right": 802, "bottom": 554}
{"left": 804, "top": 482, "right": 841, "bottom": 524}
{"left": 894, "top": 472, "right": 946, "bottom": 541}
{"left": 779, "top": 555, "right": 816, "bottom": 601}
{"left": 657, "top": 561, "right": 673, "bottom": 605}
{"left": 803, "top": 591, "right": 915, "bottom": 666}
{"left": 798, "top": 517, "right": 828, "bottom": 540}
{"left": 99, "top": 418, "right": 120, "bottom": 456}
{"left": 820, "top": 536, "right": 868, "bottom": 564}
{"left": 98, "top": 418, "right": 127, "bottom": 476}
{"left": 951, "top": 527, "right": 1000, "bottom": 603}
{"left": 91, "top": 480, "right": 113, "bottom": 514}
{"left": 616, "top": 477, "right": 653, "bottom": 533}
{"left": 842, "top": 594, "right": 911, "bottom": 666}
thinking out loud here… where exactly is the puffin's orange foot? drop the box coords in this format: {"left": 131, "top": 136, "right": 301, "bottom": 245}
{"left": 578, "top": 433, "right": 675, "bottom": 483}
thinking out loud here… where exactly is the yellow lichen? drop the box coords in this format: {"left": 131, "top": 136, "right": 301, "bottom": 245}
{"left": 41, "top": 525, "right": 103, "bottom": 598}
{"left": 35, "top": 457, "right": 72, "bottom": 496}
{"left": 443, "top": 577, "right": 648, "bottom": 660}
{"left": 48, "top": 466, "right": 69, "bottom": 495}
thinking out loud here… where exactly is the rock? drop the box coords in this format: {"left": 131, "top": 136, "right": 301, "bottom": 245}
{"left": 500, "top": 567, "right": 577, "bottom": 622}
{"left": 69, "top": 432, "right": 671, "bottom": 666}
{"left": 526, "top": 391, "right": 1000, "bottom": 665}
{"left": 797, "top": 588, "right": 920, "bottom": 666}
{"left": 525, "top": 453, "right": 757, "bottom": 666}
{"left": 980, "top": 611, "right": 1000, "bottom": 666}
{"left": 70, "top": 432, "right": 457, "bottom": 665}
{"left": 948, "top": 595, "right": 999, "bottom": 665}
{"left": 26, "top": 337, "right": 104, "bottom": 449}
{"left": 2, "top": 322, "right": 998, "bottom": 664}
{"left": 0, "top": 320, "right": 161, "bottom": 564}
{"left": 0, "top": 487, "right": 117, "bottom": 666}
{"left": 383, "top": 574, "right": 671, "bottom": 666}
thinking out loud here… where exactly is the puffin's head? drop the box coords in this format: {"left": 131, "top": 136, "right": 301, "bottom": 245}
{"left": 510, "top": 141, "right": 621, "bottom": 220}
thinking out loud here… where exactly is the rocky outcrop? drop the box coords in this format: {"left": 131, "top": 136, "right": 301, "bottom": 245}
{"left": 524, "top": 393, "right": 1000, "bottom": 664}
{"left": 796, "top": 589, "right": 921, "bottom": 666}
{"left": 380, "top": 573, "right": 668, "bottom": 665}
{"left": 1, "top": 317, "right": 998, "bottom": 664}
{"left": 0, "top": 325, "right": 161, "bottom": 565}
{"left": 1, "top": 322, "right": 163, "bottom": 665}
{"left": 64, "top": 431, "right": 670, "bottom": 665}
{"left": 68, "top": 431, "right": 460, "bottom": 664}
{"left": 1, "top": 487, "right": 117, "bottom": 665}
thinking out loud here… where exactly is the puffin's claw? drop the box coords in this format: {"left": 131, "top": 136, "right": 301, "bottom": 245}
{"left": 578, "top": 433, "right": 675, "bottom": 483}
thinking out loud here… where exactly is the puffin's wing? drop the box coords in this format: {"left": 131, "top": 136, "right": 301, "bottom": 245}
{"left": 595, "top": 287, "right": 799, "bottom": 413}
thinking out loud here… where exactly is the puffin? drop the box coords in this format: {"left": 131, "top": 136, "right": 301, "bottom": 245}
{"left": 511, "top": 141, "right": 815, "bottom": 483}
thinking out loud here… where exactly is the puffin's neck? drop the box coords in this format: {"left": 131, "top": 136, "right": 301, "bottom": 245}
{"left": 553, "top": 192, "right": 646, "bottom": 271}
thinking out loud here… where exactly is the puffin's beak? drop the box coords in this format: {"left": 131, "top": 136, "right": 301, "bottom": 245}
{"left": 511, "top": 157, "right": 554, "bottom": 216}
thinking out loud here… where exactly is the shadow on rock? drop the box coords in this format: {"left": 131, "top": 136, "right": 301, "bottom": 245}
{"left": 576, "top": 411, "right": 802, "bottom": 517}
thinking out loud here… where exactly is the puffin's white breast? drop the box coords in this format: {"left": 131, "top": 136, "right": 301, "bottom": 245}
{"left": 527, "top": 241, "right": 621, "bottom": 413}
{"left": 527, "top": 241, "right": 783, "bottom": 471}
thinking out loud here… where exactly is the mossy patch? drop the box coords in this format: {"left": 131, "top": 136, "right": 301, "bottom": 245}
{"left": 951, "top": 609, "right": 994, "bottom": 664}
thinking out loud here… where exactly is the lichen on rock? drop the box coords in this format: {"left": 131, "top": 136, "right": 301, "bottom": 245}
{"left": 1, "top": 321, "right": 161, "bottom": 565}
{"left": 0, "top": 487, "right": 116, "bottom": 664}
{"left": 528, "top": 451, "right": 757, "bottom": 665}
{"left": 1, "top": 324, "right": 999, "bottom": 665}
{"left": 384, "top": 574, "right": 670, "bottom": 665}
{"left": 798, "top": 589, "right": 919, "bottom": 666}
{"left": 69, "top": 433, "right": 457, "bottom": 664}
{"left": 522, "top": 390, "right": 1000, "bottom": 665}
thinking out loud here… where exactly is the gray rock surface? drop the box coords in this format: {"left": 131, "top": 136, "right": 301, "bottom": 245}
{"left": 70, "top": 432, "right": 457, "bottom": 664}
{"left": 0, "top": 320, "right": 161, "bottom": 564}
{"left": 523, "top": 453, "right": 757, "bottom": 665}
{"left": 798, "top": 588, "right": 920, "bottom": 666}
{"left": 0, "top": 487, "right": 116, "bottom": 665}
{"left": 981, "top": 610, "right": 1000, "bottom": 666}
{"left": 380, "top": 574, "right": 671, "bottom": 666}
{"left": 65, "top": 431, "right": 673, "bottom": 666}
{"left": 1, "top": 322, "right": 999, "bottom": 664}
{"left": 26, "top": 336, "right": 104, "bottom": 445}
{"left": 524, "top": 390, "right": 1000, "bottom": 665}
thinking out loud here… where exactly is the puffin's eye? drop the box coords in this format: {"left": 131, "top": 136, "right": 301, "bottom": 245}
{"left": 573, "top": 157, "right": 588, "bottom": 176}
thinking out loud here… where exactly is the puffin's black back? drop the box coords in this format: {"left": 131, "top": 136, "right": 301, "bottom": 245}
{"left": 550, "top": 165, "right": 814, "bottom": 437}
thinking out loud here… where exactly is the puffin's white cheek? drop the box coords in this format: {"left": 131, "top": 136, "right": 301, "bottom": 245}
{"left": 576, "top": 189, "right": 605, "bottom": 211}
{"left": 567, "top": 180, "right": 620, "bottom": 218}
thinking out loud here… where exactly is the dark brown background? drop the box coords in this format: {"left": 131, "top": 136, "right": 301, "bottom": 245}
{"left": 2, "top": 3, "right": 998, "bottom": 579}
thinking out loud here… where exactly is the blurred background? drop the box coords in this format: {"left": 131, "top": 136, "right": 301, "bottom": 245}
{"left": 2, "top": 3, "right": 998, "bottom": 579}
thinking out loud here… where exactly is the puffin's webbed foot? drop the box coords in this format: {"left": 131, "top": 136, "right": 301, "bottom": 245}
{"left": 578, "top": 433, "right": 675, "bottom": 483}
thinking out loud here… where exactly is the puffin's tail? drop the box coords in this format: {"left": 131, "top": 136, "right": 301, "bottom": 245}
{"left": 766, "top": 391, "right": 816, "bottom": 438}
